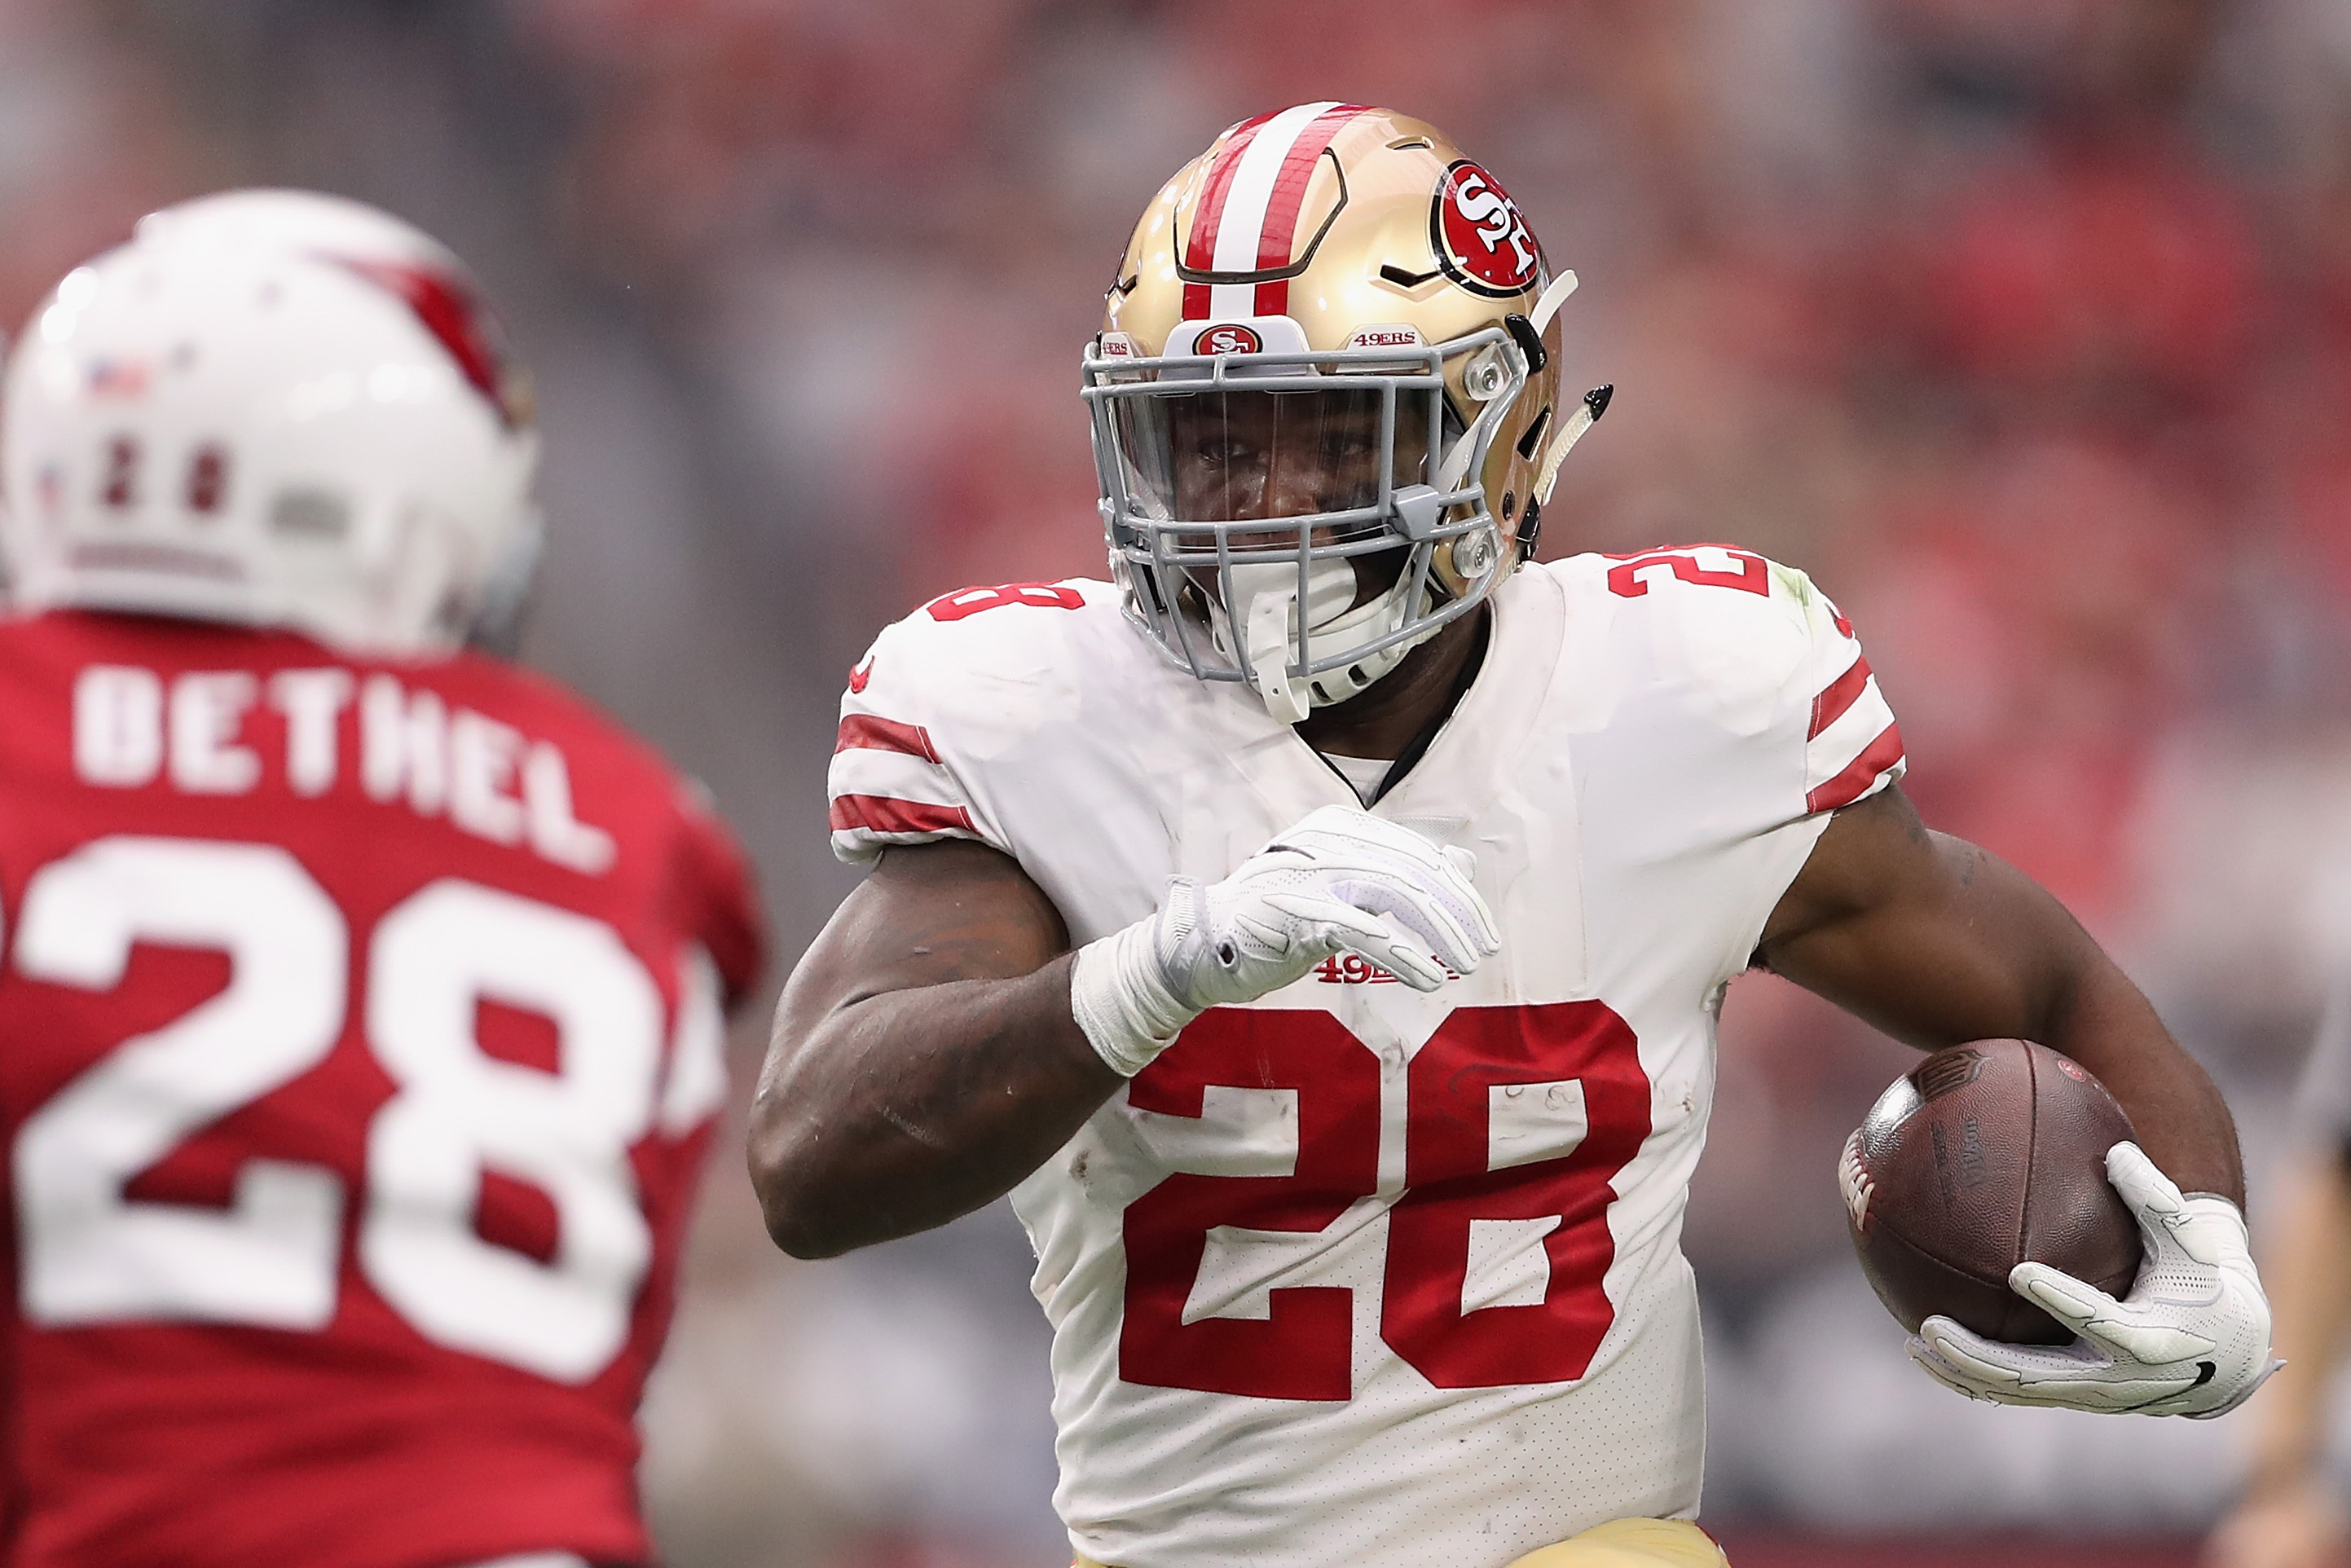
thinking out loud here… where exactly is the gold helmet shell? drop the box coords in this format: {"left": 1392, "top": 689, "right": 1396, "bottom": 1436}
{"left": 1103, "top": 104, "right": 1565, "bottom": 574}
{"left": 1083, "top": 104, "right": 1587, "bottom": 720}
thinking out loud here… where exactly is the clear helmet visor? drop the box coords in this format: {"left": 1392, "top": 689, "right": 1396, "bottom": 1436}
{"left": 1111, "top": 385, "right": 1440, "bottom": 540}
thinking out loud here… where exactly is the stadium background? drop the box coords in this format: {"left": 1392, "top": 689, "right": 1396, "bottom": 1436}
{"left": 5, "top": 1, "right": 2350, "bottom": 1563}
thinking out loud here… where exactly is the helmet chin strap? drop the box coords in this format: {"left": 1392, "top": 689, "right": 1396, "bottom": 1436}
{"left": 1222, "top": 560, "right": 1437, "bottom": 725}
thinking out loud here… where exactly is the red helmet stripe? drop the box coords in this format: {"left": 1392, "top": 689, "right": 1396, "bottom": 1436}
{"left": 1250, "top": 103, "right": 1367, "bottom": 315}
{"left": 1181, "top": 111, "right": 1279, "bottom": 319}
{"left": 1181, "top": 104, "right": 1361, "bottom": 321}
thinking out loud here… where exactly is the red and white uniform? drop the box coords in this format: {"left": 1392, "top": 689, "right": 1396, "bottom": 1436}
{"left": 0, "top": 610, "right": 765, "bottom": 1568}
{"left": 830, "top": 549, "right": 1902, "bottom": 1568}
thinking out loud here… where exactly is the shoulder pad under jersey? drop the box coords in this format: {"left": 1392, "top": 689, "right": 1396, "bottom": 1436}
{"left": 1545, "top": 545, "right": 1904, "bottom": 815}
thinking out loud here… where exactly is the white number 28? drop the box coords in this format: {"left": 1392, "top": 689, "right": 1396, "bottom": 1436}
{"left": 11, "top": 835, "right": 720, "bottom": 1383}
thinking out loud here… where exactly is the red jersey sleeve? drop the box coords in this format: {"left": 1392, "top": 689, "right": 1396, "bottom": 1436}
{"left": 671, "top": 777, "right": 767, "bottom": 1011}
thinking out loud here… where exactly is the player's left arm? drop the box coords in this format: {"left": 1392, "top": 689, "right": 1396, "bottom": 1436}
{"left": 1757, "top": 781, "right": 2241, "bottom": 1203}
{"left": 1761, "top": 782, "right": 2276, "bottom": 1416}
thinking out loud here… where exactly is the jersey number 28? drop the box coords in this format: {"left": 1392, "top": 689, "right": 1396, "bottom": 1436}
{"left": 11, "top": 835, "right": 711, "bottom": 1384}
{"left": 1120, "top": 1001, "right": 1649, "bottom": 1398}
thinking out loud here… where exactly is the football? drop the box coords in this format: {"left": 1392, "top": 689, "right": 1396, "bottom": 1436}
{"left": 1839, "top": 1039, "right": 2142, "bottom": 1345}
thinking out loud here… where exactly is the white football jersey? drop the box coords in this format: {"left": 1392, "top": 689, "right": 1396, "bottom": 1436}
{"left": 827, "top": 548, "right": 1904, "bottom": 1568}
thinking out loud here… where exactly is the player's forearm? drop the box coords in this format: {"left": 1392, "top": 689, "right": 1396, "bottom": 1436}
{"left": 1765, "top": 803, "right": 2244, "bottom": 1204}
{"left": 746, "top": 956, "right": 1122, "bottom": 1257}
{"left": 1886, "top": 842, "right": 2245, "bottom": 1204}
{"left": 2027, "top": 941, "right": 2244, "bottom": 1206}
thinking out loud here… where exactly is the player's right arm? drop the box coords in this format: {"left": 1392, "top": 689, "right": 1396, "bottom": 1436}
{"left": 753, "top": 601, "right": 1498, "bottom": 1258}
{"left": 751, "top": 810, "right": 1497, "bottom": 1257}
{"left": 748, "top": 839, "right": 1116, "bottom": 1259}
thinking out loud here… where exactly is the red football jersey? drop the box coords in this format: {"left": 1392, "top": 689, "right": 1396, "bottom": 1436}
{"left": 0, "top": 610, "right": 766, "bottom": 1568}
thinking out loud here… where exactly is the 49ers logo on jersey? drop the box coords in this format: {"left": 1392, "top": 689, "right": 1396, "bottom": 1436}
{"left": 1197, "top": 323, "right": 1262, "bottom": 356}
{"left": 1431, "top": 160, "right": 1540, "bottom": 297}
{"left": 1314, "top": 953, "right": 1461, "bottom": 984}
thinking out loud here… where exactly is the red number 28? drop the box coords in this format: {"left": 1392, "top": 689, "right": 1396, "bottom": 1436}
{"left": 1119, "top": 1002, "right": 1650, "bottom": 1399}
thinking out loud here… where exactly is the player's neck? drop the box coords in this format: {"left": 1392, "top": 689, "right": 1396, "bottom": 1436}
{"left": 1292, "top": 603, "right": 1490, "bottom": 760}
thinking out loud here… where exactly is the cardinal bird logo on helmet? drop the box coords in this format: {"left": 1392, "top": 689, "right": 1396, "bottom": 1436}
{"left": 332, "top": 258, "right": 535, "bottom": 431}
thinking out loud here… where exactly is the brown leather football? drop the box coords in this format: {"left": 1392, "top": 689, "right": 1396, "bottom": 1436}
{"left": 1839, "top": 1039, "right": 2142, "bottom": 1345}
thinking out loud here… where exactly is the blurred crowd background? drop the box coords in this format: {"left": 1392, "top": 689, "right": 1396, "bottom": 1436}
{"left": 6, "top": 0, "right": 2351, "bottom": 1562}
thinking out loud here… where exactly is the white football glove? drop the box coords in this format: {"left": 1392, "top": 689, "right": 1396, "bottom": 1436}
{"left": 1069, "top": 804, "right": 1499, "bottom": 1075}
{"left": 1908, "top": 1141, "right": 2280, "bottom": 1417}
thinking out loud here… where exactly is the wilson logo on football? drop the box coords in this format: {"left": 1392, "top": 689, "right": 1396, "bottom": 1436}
{"left": 1197, "top": 324, "right": 1262, "bottom": 356}
{"left": 1431, "top": 160, "right": 1540, "bottom": 297}
{"left": 1314, "top": 953, "right": 1462, "bottom": 984}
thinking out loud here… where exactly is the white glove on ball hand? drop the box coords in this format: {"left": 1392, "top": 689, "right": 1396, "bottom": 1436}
{"left": 1069, "top": 804, "right": 1499, "bottom": 1076}
{"left": 1908, "top": 1141, "right": 2280, "bottom": 1417}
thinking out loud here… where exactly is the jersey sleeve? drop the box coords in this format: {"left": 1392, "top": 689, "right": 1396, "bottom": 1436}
{"left": 1791, "top": 579, "right": 1905, "bottom": 817}
{"left": 826, "top": 600, "right": 1034, "bottom": 865}
{"left": 1569, "top": 548, "right": 1911, "bottom": 991}
{"left": 1579, "top": 545, "right": 1905, "bottom": 827}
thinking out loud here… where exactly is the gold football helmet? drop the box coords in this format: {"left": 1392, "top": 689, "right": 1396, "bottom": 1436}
{"left": 1084, "top": 103, "right": 1605, "bottom": 722}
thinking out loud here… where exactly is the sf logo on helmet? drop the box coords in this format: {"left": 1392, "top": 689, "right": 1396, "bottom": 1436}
{"left": 1432, "top": 161, "right": 1540, "bottom": 297}
{"left": 1198, "top": 324, "right": 1262, "bottom": 356}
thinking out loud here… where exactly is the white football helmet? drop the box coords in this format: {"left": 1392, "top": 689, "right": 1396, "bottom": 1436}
{"left": 1085, "top": 105, "right": 1606, "bottom": 723}
{"left": 0, "top": 189, "right": 540, "bottom": 654}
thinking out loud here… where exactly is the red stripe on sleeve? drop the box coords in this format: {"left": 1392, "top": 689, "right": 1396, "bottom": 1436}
{"left": 1808, "top": 654, "right": 1873, "bottom": 741}
{"left": 1250, "top": 104, "right": 1365, "bottom": 315}
{"left": 829, "top": 794, "right": 975, "bottom": 836}
{"left": 834, "top": 713, "right": 940, "bottom": 763}
{"left": 1805, "top": 721, "right": 1905, "bottom": 814}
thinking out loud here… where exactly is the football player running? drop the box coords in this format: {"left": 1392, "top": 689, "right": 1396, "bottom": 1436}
{"left": 0, "top": 193, "right": 765, "bottom": 1568}
{"left": 751, "top": 106, "right": 2270, "bottom": 1568}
